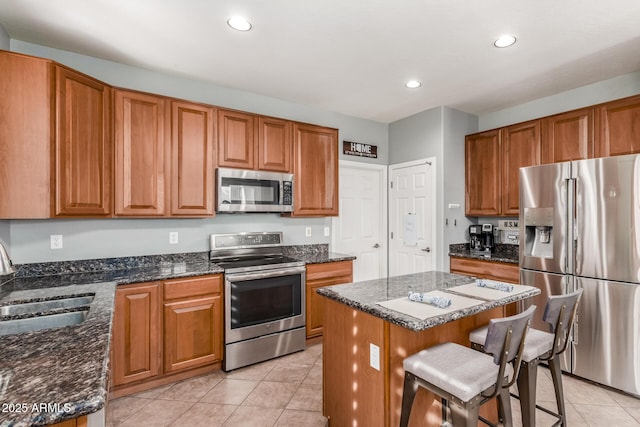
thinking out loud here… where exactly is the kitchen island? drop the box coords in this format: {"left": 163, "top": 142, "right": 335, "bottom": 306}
{"left": 317, "top": 271, "right": 540, "bottom": 427}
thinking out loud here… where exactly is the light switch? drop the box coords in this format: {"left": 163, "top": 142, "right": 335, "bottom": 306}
{"left": 324, "top": 226, "right": 330, "bottom": 237}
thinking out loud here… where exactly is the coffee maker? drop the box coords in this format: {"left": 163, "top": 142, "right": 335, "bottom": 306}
{"left": 481, "top": 223, "right": 494, "bottom": 252}
{"left": 469, "top": 225, "right": 482, "bottom": 252}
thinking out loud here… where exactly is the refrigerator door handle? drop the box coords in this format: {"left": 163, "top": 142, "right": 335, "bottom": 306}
{"left": 566, "top": 177, "right": 576, "bottom": 275}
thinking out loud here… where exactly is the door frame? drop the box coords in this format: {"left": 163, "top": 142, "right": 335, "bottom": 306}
{"left": 331, "top": 160, "right": 388, "bottom": 279}
{"left": 388, "top": 157, "right": 437, "bottom": 275}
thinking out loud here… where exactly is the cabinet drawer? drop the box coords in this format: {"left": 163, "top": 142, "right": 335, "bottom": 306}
{"left": 163, "top": 275, "right": 222, "bottom": 300}
{"left": 450, "top": 257, "right": 519, "bottom": 283}
{"left": 306, "top": 261, "right": 353, "bottom": 283}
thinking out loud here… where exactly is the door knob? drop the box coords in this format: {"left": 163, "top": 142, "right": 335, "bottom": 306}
{"left": 373, "top": 243, "right": 380, "bottom": 248}
{"left": 421, "top": 247, "right": 431, "bottom": 252}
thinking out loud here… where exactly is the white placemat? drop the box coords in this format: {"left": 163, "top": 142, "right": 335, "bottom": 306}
{"left": 446, "top": 283, "right": 538, "bottom": 301}
{"left": 376, "top": 290, "right": 484, "bottom": 320}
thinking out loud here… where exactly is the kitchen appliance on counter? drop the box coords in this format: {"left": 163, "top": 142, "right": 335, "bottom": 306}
{"left": 216, "top": 167, "right": 294, "bottom": 213}
{"left": 497, "top": 220, "right": 520, "bottom": 245}
{"left": 481, "top": 223, "right": 494, "bottom": 252}
{"left": 520, "top": 154, "right": 640, "bottom": 396}
{"left": 468, "top": 225, "right": 483, "bottom": 252}
{"left": 210, "top": 232, "right": 306, "bottom": 371}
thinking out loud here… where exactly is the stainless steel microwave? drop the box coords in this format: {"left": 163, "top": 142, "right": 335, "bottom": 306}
{"left": 216, "top": 168, "right": 294, "bottom": 213}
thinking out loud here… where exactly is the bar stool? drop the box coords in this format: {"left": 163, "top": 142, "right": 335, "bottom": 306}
{"left": 469, "top": 289, "right": 582, "bottom": 427}
{"left": 399, "top": 305, "right": 536, "bottom": 427}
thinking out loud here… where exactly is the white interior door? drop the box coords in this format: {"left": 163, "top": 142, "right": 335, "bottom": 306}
{"left": 332, "top": 161, "right": 387, "bottom": 282}
{"left": 389, "top": 158, "right": 435, "bottom": 276}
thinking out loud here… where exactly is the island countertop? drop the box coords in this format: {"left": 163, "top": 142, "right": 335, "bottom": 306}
{"left": 316, "top": 270, "right": 540, "bottom": 332}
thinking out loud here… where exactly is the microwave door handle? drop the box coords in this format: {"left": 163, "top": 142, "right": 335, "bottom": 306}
{"left": 226, "top": 267, "right": 306, "bottom": 282}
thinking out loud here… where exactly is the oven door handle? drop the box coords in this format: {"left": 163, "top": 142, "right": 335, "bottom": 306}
{"left": 225, "top": 266, "right": 306, "bottom": 282}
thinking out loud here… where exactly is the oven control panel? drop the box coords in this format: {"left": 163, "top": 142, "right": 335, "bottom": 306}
{"left": 210, "top": 232, "right": 283, "bottom": 249}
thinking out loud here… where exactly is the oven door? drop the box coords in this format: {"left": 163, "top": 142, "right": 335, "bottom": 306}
{"left": 224, "top": 266, "right": 305, "bottom": 344}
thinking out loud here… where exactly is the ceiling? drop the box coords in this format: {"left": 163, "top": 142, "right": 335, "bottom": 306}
{"left": 1, "top": 0, "right": 640, "bottom": 123}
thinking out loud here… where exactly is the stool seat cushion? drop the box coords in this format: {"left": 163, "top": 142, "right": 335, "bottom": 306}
{"left": 403, "top": 342, "right": 514, "bottom": 402}
{"left": 470, "top": 326, "right": 554, "bottom": 363}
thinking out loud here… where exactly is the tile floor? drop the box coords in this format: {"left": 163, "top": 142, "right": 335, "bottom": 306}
{"left": 106, "top": 341, "right": 640, "bottom": 426}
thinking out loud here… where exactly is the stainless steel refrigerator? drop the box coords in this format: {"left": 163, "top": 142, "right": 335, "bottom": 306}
{"left": 519, "top": 153, "right": 640, "bottom": 397}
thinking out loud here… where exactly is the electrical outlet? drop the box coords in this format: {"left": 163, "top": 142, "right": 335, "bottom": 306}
{"left": 370, "top": 343, "right": 380, "bottom": 370}
{"left": 324, "top": 226, "right": 330, "bottom": 237}
{"left": 169, "top": 232, "right": 179, "bottom": 244}
{"left": 50, "top": 235, "right": 63, "bottom": 250}
{"left": 305, "top": 227, "right": 312, "bottom": 237}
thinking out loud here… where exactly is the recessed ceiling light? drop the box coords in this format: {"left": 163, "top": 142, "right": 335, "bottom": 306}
{"left": 494, "top": 34, "right": 516, "bottom": 48}
{"left": 227, "top": 16, "right": 252, "bottom": 31}
{"left": 405, "top": 80, "right": 421, "bottom": 89}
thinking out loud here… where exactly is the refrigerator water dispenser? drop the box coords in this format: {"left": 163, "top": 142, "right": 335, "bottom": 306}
{"left": 524, "top": 207, "right": 554, "bottom": 258}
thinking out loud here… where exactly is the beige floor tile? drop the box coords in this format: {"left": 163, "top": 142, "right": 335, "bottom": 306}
{"left": 225, "top": 358, "right": 278, "bottom": 381}
{"left": 118, "top": 399, "right": 194, "bottom": 427}
{"left": 129, "top": 383, "right": 174, "bottom": 399}
{"left": 572, "top": 402, "right": 640, "bottom": 426}
{"left": 605, "top": 388, "right": 640, "bottom": 408}
{"left": 243, "top": 381, "right": 299, "bottom": 408}
{"left": 278, "top": 348, "right": 321, "bottom": 365}
{"left": 200, "top": 379, "right": 259, "bottom": 405}
{"left": 562, "top": 374, "right": 618, "bottom": 406}
{"left": 286, "top": 383, "right": 322, "bottom": 412}
{"left": 105, "top": 396, "right": 152, "bottom": 426}
{"left": 626, "top": 407, "right": 640, "bottom": 424}
{"left": 169, "top": 402, "right": 237, "bottom": 426}
{"left": 222, "top": 405, "right": 283, "bottom": 427}
{"left": 275, "top": 409, "right": 328, "bottom": 427}
{"left": 266, "top": 362, "right": 313, "bottom": 383}
{"left": 302, "top": 363, "right": 323, "bottom": 385}
{"left": 157, "top": 371, "right": 226, "bottom": 402}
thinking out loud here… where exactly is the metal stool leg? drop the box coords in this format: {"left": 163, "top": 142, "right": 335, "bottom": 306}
{"left": 517, "top": 360, "right": 538, "bottom": 427}
{"left": 548, "top": 357, "right": 567, "bottom": 426}
{"left": 498, "top": 386, "right": 514, "bottom": 427}
{"left": 450, "top": 402, "right": 479, "bottom": 427}
{"left": 400, "top": 372, "right": 419, "bottom": 427}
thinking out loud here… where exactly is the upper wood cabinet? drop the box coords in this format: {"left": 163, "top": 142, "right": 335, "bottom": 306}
{"left": 501, "top": 120, "right": 541, "bottom": 216}
{"left": 170, "top": 101, "right": 215, "bottom": 216}
{"left": 258, "top": 116, "right": 292, "bottom": 172}
{"left": 114, "top": 89, "right": 168, "bottom": 216}
{"left": 596, "top": 94, "right": 640, "bottom": 157}
{"left": 54, "top": 66, "right": 112, "bottom": 216}
{"left": 466, "top": 121, "right": 541, "bottom": 216}
{"left": 217, "top": 109, "right": 256, "bottom": 169}
{"left": 290, "top": 123, "right": 339, "bottom": 216}
{"left": 0, "top": 52, "right": 53, "bottom": 218}
{"left": 542, "top": 107, "right": 594, "bottom": 163}
{"left": 465, "top": 130, "right": 501, "bottom": 216}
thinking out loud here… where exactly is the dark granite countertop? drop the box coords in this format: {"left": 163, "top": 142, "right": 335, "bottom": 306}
{"left": 295, "top": 252, "right": 356, "bottom": 264}
{"left": 0, "top": 259, "right": 223, "bottom": 426}
{"left": 316, "top": 271, "right": 539, "bottom": 332}
{"left": 448, "top": 243, "right": 519, "bottom": 264}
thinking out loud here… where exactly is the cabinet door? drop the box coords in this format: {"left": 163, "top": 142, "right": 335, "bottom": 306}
{"left": 55, "top": 66, "right": 111, "bottom": 216}
{"left": 0, "top": 52, "right": 52, "bottom": 219}
{"left": 596, "top": 94, "right": 640, "bottom": 157}
{"left": 114, "top": 90, "right": 168, "bottom": 216}
{"left": 257, "top": 116, "right": 292, "bottom": 172}
{"left": 163, "top": 294, "right": 222, "bottom": 373}
{"left": 291, "top": 123, "right": 339, "bottom": 216}
{"left": 217, "top": 109, "right": 255, "bottom": 169}
{"left": 501, "top": 120, "right": 541, "bottom": 216}
{"left": 306, "top": 261, "right": 353, "bottom": 338}
{"left": 542, "top": 107, "right": 594, "bottom": 163}
{"left": 465, "top": 130, "right": 501, "bottom": 216}
{"left": 112, "top": 282, "right": 161, "bottom": 386}
{"left": 171, "top": 101, "right": 215, "bottom": 216}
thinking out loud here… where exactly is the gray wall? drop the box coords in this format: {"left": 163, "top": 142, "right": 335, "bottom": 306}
{"left": 388, "top": 106, "right": 478, "bottom": 271}
{"left": 0, "top": 23, "right": 8, "bottom": 49}
{"left": 480, "top": 70, "right": 640, "bottom": 131}
{"left": 6, "top": 41, "right": 389, "bottom": 264}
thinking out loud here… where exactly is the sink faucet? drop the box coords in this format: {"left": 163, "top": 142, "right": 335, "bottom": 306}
{"left": 0, "top": 240, "right": 16, "bottom": 278}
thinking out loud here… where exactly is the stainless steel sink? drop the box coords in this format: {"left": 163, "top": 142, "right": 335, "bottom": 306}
{"left": 0, "top": 310, "right": 89, "bottom": 336}
{"left": 0, "top": 295, "right": 94, "bottom": 316}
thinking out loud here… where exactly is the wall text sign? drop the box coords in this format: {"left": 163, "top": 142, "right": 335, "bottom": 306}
{"left": 343, "top": 141, "right": 378, "bottom": 158}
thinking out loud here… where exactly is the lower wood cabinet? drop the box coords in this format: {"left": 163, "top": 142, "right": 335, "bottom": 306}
{"left": 449, "top": 257, "right": 519, "bottom": 283}
{"left": 50, "top": 416, "right": 87, "bottom": 427}
{"left": 111, "top": 274, "right": 223, "bottom": 394}
{"left": 306, "top": 260, "right": 353, "bottom": 338}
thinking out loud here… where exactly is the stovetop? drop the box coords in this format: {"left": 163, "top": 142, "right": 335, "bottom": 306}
{"left": 211, "top": 255, "right": 304, "bottom": 272}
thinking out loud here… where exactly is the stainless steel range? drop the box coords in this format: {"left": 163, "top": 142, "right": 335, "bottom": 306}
{"left": 210, "top": 232, "right": 306, "bottom": 371}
